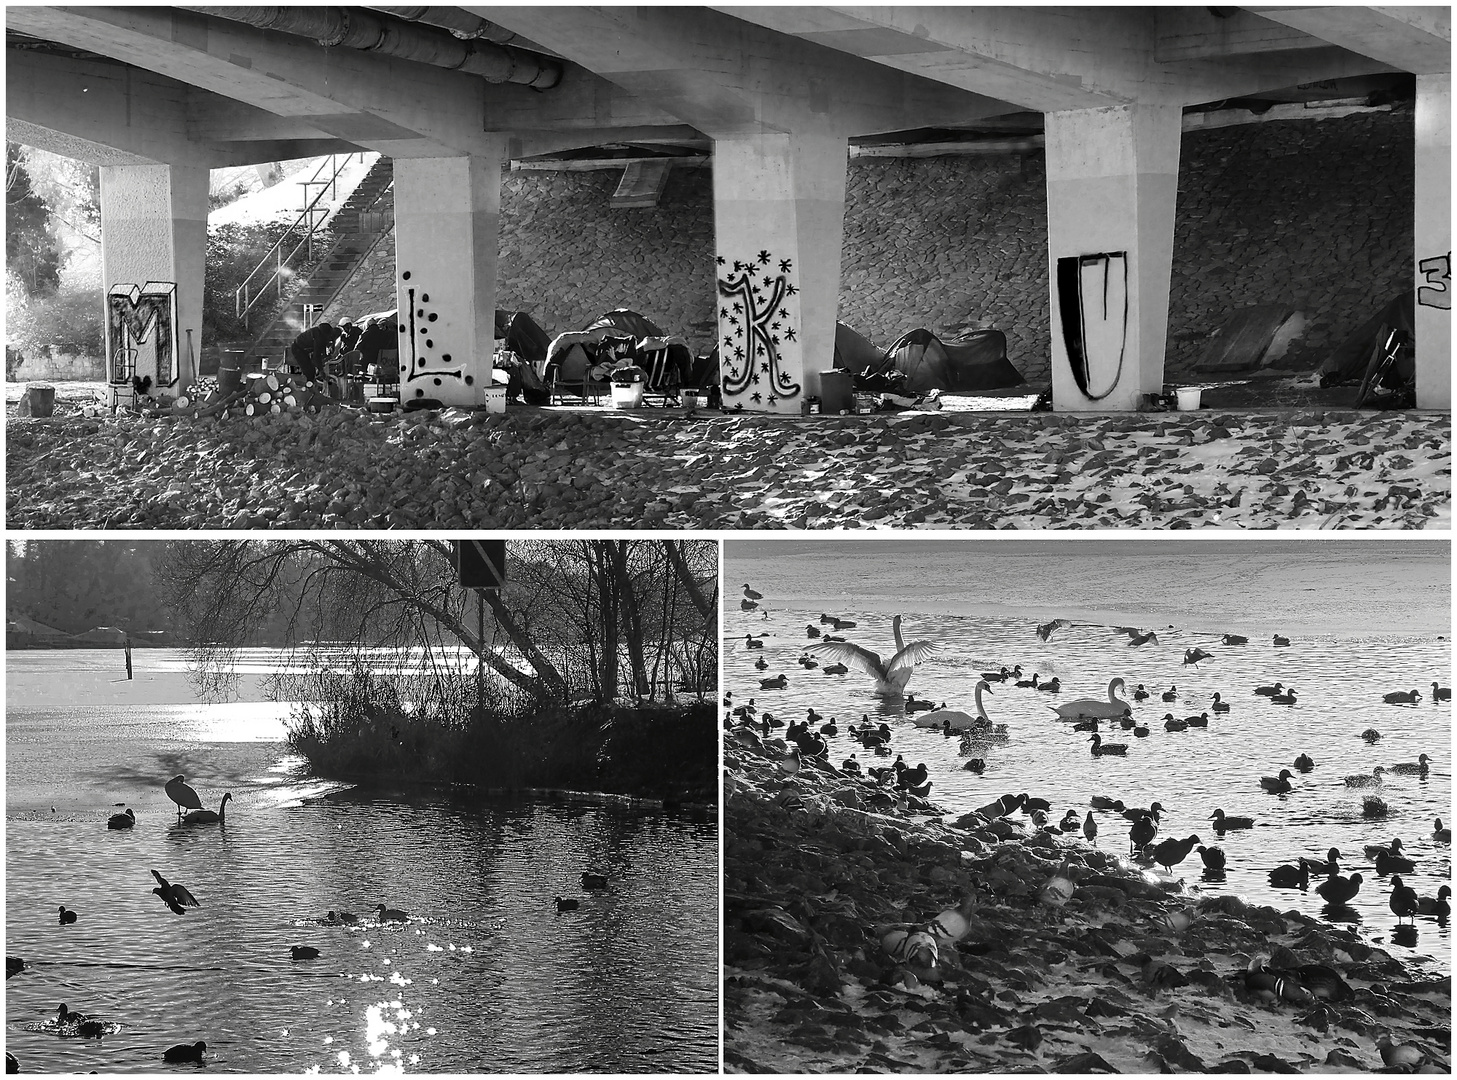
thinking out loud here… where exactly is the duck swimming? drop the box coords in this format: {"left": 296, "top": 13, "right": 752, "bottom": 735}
{"left": 1343, "top": 766, "right": 1386, "bottom": 788}
{"left": 1209, "top": 693, "right": 1230, "bottom": 713}
{"left": 759, "top": 674, "right": 787, "bottom": 690}
{"left": 58, "top": 906, "right": 77, "bottom": 925}
{"left": 1299, "top": 847, "right": 1341, "bottom": 876}
{"left": 1052, "top": 678, "right": 1131, "bottom": 721}
{"left": 163, "top": 1042, "right": 207, "bottom": 1064}
{"left": 1293, "top": 753, "right": 1315, "bottom": 772}
{"left": 1161, "top": 685, "right": 1178, "bottom": 702}
{"left": 1361, "top": 727, "right": 1383, "bottom": 743}
{"left": 1388, "top": 753, "right": 1431, "bottom": 775}
{"left": 1432, "top": 682, "right": 1452, "bottom": 702}
{"left": 290, "top": 945, "right": 320, "bottom": 960}
{"left": 375, "top": 903, "right": 408, "bottom": 922}
{"left": 1435, "top": 818, "right": 1452, "bottom": 843}
{"left": 1132, "top": 683, "right": 1150, "bottom": 701}
{"left": 1269, "top": 689, "right": 1297, "bottom": 705}
{"left": 1416, "top": 885, "right": 1452, "bottom": 917}
{"left": 107, "top": 808, "right": 135, "bottom": 830}
{"left": 1254, "top": 682, "right": 1284, "bottom": 697}
{"left": 1260, "top": 769, "right": 1295, "bottom": 794}
{"left": 1015, "top": 671, "right": 1041, "bottom": 689}
{"left": 1373, "top": 848, "right": 1416, "bottom": 876}
{"left": 1210, "top": 808, "right": 1255, "bottom": 830}
{"left": 1382, "top": 689, "right": 1421, "bottom": 705}
{"left": 581, "top": 873, "right": 609, "bottom": 890}
{"left": 1269, "top": 862, "right": 1309, "bottom": 889}
{"left": 1221, "top": 634, "right": 1248, "bottom": 645}
{"left": 1088, "top": 733, "right": 1128, "bottom": 756}
{"left": 1272, "top": 635, "right": 1291, "bottom": 646}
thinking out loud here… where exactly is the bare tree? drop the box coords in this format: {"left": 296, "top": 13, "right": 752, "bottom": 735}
{"left": 160, "top": 539, "right": 717, "bottom": 706}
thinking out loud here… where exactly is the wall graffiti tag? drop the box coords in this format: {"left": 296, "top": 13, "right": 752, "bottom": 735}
{"left": 106, "top": 281, "right": 178, "bottom": 388}
{"left": 397, "top": 269, "right": 468, "bottom": 401}
{"left": 1417, "top": 252, "right": 1450, "bottom": 310}
{"left": 1056, "top": 251, "right": 1129, "bottom": 401}
{"left": 716, "top": 249, "right": 801, "bottom": 407}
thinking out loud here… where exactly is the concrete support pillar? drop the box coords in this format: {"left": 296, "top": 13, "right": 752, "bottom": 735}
{"left": 712, "top": 133, "right": 848, "bottom": 413}
{"left": 98, "top": 163, "right": 208, "bottom": 399}
{"left": 1414, "top": 73, "right": 1451, "bottom": 410}
{"left": 1044, "top": 105, "right": 1182, "bottom": 412}
{"left": 392, "top": 147, "right": 504, "bottom": 408}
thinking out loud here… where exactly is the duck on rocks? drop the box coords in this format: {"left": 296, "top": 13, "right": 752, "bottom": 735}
{"left": 1059, "top": 809, "right": 1080, "bottom": 832}
{"left": 1388, "top": 876, "right": 1420, "bottom": 924}
{"left": 1388, "top": 753, "right": 1431, "bottom": 775}
{"left": 1377, "top": 1036, "right": 1425, "bottom": 1070}
{"left": 1240, "top": 957, "right": 1316, "bottom": 1007}
{"left": 1293, "top": 753, "right": 1316, "bottom": 772}
{"left": 1152, "top": 834, "right": 1203, "bottom": 872}
{"left": 1260, "top": 769, "right": 1295, "bottom": 794}
{"left": 1315, "top": 871, "right": 1363, "bottom": 906}
{"left": 1083, "top": 811, "right": 1098, "bottom": 847}
{"left": 107, "top": 808, "right": 136, "bottom": 830}
{"left": 1373, "top": 848, "right": 1416, "bottom": 876}
{"left": 1038, "top": 855, "right": 1078, "bottom": 918}
{"left": 1210, "top": 692, "right": 1230, "bottom": 713}
{"left": 1269, "top": 861, "right": 1310, "bottom": 889}
{"left": 841, "top": 754, "right": 861, "bottom": 776}
{"left": 1088, "top": 733, "right": 1128, "bottom": 756}
{"left": 1210, "top": 808, "right": 1255, "bottom": 830}
{"left": 897, "top": 763, "right": 930, "bottom": 791}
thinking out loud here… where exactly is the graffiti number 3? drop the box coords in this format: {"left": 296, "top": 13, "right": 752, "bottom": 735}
{"left": 1418, "top": 252, "right": 1451, "bottom": 310}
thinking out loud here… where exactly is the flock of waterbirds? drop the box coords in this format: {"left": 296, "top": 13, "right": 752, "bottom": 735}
{"left": 8, "top": 775, "right": 616, "bottom": 1070}
{"left": 731, "top": 586, "right": 1451, "bottom": 931}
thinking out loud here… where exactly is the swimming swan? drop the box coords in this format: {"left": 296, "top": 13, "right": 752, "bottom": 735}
{"left": 804, "top": 615, "right": 938, "bottom": 697}
{"left": 1052, "top": 678, "right": 1132, "bottom": 721}
{"left": 914, "top": 681, "right": 994, "bottom": 732}
{"left": 182, "top": 793, "right": 231, "bottom": 825}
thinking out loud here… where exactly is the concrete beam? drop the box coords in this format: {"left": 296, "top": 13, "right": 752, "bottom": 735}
{"left": 1256, "top": 6, "right": 1451, "bottom": 74}
{"left": 479, "top": 6, "right": 1013, "bottom": 137}
{"left": 6, "top": 47, "right": 356, "bottom": 167}
{"left": 1155, "top": 8, "right": 1331, "bottom": 61}
{"left": 727, "top": 6, "right": 1401, "bottom": 110}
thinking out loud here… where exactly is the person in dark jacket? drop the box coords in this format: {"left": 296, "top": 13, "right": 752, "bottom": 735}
{"left": 290, "top": 323, "right": 338, "bottom": 382}
{"left": 334, "top": 316, "right": 362, "bottom": 357}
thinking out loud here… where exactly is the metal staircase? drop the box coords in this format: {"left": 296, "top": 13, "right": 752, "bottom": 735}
{"left": 241, "top": 156, "right": 395, "bottom": 365}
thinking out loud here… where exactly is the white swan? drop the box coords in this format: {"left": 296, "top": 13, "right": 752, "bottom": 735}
{"left": 805, "top": 615, "right": 938, "bottom": 697}
{"left": 1052, "top": 678, "right": 1132, "bottom": 720}
{"left": 915, "top": 681, "right": 994, "bottom": 732}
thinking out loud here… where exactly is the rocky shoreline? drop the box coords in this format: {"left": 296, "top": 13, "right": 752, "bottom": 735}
{"left": 6, "top": 401, "right": 1450, "bottom": 529}
{"left": 723, "top": 729, "right": 1451, "bottom": 1073}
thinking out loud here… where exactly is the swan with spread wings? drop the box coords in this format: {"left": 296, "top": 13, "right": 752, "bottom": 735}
{"left": 805, "top": 615, "right": 939, "bottom": 697}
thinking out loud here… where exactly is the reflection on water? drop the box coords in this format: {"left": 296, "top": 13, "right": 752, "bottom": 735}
{"left": 726, "top": 602, "right": 1452, "bottom": 975}
{"left": 7, "top": 653, "right": 718, "bottom": 1074}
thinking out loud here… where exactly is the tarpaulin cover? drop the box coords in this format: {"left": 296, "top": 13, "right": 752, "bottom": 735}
{"left": 1195, "top": 304, "right": 1305, "bottom": 374}
{"left": 1318, "top": 291, "right": 1416, "bottom": 387}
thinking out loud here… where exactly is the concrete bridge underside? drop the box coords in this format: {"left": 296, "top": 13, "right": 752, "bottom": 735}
{"left": 6, "top": 5, "right": 1451, "bottom": 410}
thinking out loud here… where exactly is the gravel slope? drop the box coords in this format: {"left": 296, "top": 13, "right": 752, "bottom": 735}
{"left": 6, "top": 405, "right": 1449, "bottom": 530}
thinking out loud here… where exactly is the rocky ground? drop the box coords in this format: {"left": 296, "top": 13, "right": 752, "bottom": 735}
{"left": 723, "top": 729, "right": 1453, "bottom": 1074}
{"left": 5, "top": 386, "right": 1450, "bottom": 529}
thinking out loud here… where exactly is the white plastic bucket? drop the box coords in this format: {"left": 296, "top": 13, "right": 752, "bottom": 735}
{"left": 1175, "top": 387, "right": 1202, "bottom": 411}
{"left": 611, "top": 383, "right": 644, "bottom": 409}
{"left": 483, "top": 387, "right": 507, "bottom": 414}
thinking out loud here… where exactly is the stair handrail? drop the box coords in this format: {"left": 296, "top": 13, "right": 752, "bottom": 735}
{"left": 233, "top": 152, "right": 369, "bottom": 326}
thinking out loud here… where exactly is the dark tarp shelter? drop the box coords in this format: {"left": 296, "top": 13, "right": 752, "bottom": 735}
{"left": 1194, "top": 304, "right": 1306, "bottom": 374}
{"left": 834, "top": 323, "right": 1024, "bottom": 393}
{"left": 1318, "top": 290, "right": 1416, "bottom": 389}
{"left": 544, "top": 309, "right": 693, "bottom": 400}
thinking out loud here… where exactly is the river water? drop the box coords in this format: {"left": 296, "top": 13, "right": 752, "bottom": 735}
{"left": 726, "top": 538, "right": 1452, "bottom": 975}
{"left": 5, "top": 649, "right": 718, "bottom": 1074}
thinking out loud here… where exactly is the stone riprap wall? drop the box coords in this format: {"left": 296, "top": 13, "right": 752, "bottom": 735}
{"left": 328, "top": 110, "right": 1413, "bottom": 384}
